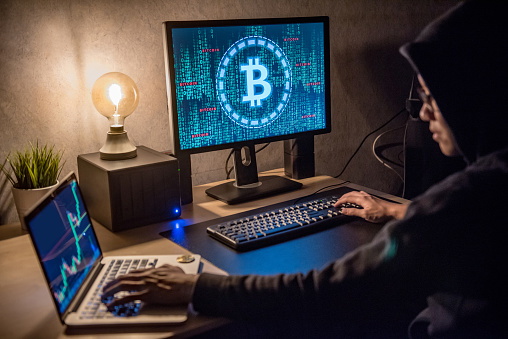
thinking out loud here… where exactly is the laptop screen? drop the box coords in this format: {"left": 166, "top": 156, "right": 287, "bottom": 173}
{"left": 26, "top": 175, "right": 102, "bottom": 315}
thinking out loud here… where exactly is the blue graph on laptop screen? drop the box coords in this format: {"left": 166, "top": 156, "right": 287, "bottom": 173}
{"left": 171, "top": 21, "right": 327, "bottom": 150}
{"left": 28, "top": 179, "right": 101, "bottom": 314}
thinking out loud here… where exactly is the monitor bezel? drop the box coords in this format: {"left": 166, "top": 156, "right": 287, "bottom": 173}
{"left": 163, "top": 16, "right": 331, "bottom": 156}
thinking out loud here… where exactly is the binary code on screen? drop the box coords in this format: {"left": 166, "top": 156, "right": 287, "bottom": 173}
{"left": 171, "top": 21, "right": 326, "bottom": 150}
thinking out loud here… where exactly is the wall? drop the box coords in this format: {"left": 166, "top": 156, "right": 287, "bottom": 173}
{"left": 0, "top": 0, "right": 458, "bottom": 224}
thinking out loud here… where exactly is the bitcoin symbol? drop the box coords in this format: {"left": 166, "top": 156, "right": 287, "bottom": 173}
{"left": 216, "top": 36, "right": 292, "bottom": 128}
{"left": 240, "top": 57, "right": 272, "bottom": 107}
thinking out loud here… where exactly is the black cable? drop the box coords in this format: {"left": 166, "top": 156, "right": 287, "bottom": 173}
{"left": 225, "top": 149, "right": 234, "bottom": 179}
{"left": 397, "top": 149, "right": 405, "bottom": 164}
{"left": 255, "top": 143, "right": 271, "bottom": 153}
{"left": 372, "top": 124, "right": 406, "bottom": 182}
{"left": 334, "top": 108, "right": 407, "bottom": 179}
{"left": 293, "top": 181, "right": 351, "bottom": 205}
{"left": 409, "top": 73, "right": 416, "bottom": 99}
{"left": 402, "top": 119, "right": 410, "bottom": 198}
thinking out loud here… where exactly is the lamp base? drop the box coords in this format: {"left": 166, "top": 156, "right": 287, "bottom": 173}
{"left": 100, "top": 130, "right": 137, "bottom": 160}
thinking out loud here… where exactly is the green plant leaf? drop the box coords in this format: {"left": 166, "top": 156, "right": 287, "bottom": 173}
{"left": 1, "top": 140, "right": 65, "bottom": 189}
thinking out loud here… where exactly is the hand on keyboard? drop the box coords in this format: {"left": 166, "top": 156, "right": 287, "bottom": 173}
{"left": 101, "top": 294, "right": 143, "bottom": 317}
{"left": 334, "top": 202, "right": 363, "bottom": 213}
{"left": 97, "top": 258, "right": 158, "bottom": 317}
{"left": 334, "top": 191, "right": 407, "bottom": 223}
{"left": 101, "top": 265, "right": 199, "bottom": 311}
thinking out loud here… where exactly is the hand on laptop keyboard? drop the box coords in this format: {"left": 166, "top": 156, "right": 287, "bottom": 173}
{"left": 101, "top": 294, "right": 143, "bottom": 317}
{"left": 101, "top": 264, "right": 199, "bottom": 311}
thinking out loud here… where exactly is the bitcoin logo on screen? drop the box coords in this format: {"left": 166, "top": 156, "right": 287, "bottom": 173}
{"left": 241, "top": 57, "right": 272, "bottom": 107}
{"left": 216, "top": 36, "right": 292, "bottom": 128}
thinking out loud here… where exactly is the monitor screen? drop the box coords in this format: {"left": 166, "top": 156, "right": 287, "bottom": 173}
{"left": 164, "top": 16, "right": 330, "bottom": 153}
{"left": 26, "top": 176, "right": 101, "bottom": 315}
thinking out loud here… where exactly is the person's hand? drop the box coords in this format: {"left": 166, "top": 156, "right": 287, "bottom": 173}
{"left": 101, "top": 264, "right": 199, "bottom": 310}
{"left": 334, "top": 191, "right": 408, "bottom": 223}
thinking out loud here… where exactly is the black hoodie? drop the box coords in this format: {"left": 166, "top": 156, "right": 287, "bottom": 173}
{"left": 400, "top": 0, "right": 508, "bottom": 164}
{"left": 192, "top": 2, "right": 508, "bottom": 338}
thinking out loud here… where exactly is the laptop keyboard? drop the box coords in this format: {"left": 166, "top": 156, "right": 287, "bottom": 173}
{"left": 79, "top": 258, "right": 158, "bottom": 319}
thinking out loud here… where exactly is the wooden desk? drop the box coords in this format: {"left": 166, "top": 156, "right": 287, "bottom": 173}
{"left": 0, "top": 169, "right": 407, "bottom": 338}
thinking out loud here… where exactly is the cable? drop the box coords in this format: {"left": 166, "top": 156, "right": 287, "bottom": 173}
{"left": 293, "top": 181, "right": 351, "bottom": 205}
{"left": 397, "top": 150, "right": 404, "bottom": 164}
{"left": 334, "top": 108, "right": 407, "bottom": 179}
{"left": 255, "top": 143, "right": 271, "bottom": 153}
{"left": 225, "top": 149, "right": 235, "bottom": 179}
{"left": 409, "top": 73, "right": 416, "bottom": 99}
{"left": 402, "top": 119, "right": 410, "bottom": 198}
{"left": 406, "top": 73, "right": 422, "bottom": 119}
{"left": 402, "top": 73, "right": 422, "bottom": 196}
{"left": 372, "top": 125, "right": 406, "bottom": 182}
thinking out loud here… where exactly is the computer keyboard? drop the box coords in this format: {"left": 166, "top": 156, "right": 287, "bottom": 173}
{"left": 206, "top": 194, "right": 362, "bottom": 251}
{"left": 95, "top": 259, "right": 158, "bottom": 318}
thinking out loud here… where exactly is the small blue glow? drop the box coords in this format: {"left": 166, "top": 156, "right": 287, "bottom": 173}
{"left": 174, "top": 208, "right": 180, "bottom": 215}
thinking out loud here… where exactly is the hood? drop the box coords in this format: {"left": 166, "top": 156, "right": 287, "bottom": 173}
{"left": 400, "top": 0, "right": 508, "bottom": 164}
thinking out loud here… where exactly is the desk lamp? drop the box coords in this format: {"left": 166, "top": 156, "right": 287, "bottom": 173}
{"left": 92, "top": 72, "right": 139, "bottom": 160}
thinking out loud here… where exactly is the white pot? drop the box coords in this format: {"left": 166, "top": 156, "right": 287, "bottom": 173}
{"left": 11, "top": 181, "right": 59, "bottom": 231}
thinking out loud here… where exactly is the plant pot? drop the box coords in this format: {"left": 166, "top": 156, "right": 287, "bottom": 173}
{"left": 11, "top": 181, "right": 59, "bottom": 231}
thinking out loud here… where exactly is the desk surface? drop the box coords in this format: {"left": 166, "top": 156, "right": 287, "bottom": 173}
{"left": 163, "top": 186, "right": 384, "bottom": 275}
{"left": 0, "top": 169, "right": 407, "bottom": 338}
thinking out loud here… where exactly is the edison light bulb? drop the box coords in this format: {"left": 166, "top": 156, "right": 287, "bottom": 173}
{"left": 92, "top": 72, "right": 139, "bottom": 160}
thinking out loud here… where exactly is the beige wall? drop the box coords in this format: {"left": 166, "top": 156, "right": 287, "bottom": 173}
{"left": 0, "top": 0, "right": 457, "bottom": 224}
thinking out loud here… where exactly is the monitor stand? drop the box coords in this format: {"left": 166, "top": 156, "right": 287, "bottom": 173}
{"left": 205, "top": 145, "right": 302, "bottom": 204}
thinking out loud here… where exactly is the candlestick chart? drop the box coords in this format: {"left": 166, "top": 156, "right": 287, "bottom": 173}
{"left": 29, "top": 180, "right": 101, "bottom": 314}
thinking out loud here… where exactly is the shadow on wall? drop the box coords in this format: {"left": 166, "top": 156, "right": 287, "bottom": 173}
{"left": 360, "top": 43, "right": 415, "bottom": 197}
{"left": 325, "top": 42, "right": 413, "bottom": 196}
{"left": 360, "top": 43, "right": 414, "bottom": 111}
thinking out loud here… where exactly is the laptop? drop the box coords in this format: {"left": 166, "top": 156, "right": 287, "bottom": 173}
{"left": 24, "top": 172, "right": 200, "bottom": 327}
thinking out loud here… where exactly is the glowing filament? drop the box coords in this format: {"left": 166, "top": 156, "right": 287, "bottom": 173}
{"left": 108, "top": 84, "right": 122, "bottom": 106}
{"left": 108, "top": 84, "right": 122, "bottom": 126}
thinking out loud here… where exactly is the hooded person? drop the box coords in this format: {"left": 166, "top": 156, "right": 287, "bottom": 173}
{"left": 394, "top": 1, "right": 508, "bottom": 337}
{"left": 102, "top": 1, "right": 508, "bottom": 338}
{"left": 400, "top": 0, "right": 508, "bottom": 164}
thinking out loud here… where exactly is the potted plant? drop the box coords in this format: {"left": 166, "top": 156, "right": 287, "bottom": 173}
{"left": 1, "top": 141, "right": 65, "bottom": 230}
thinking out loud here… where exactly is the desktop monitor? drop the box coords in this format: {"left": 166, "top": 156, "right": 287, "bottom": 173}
{"left": 163, "top": 16, "right": 331, "bottom": 204}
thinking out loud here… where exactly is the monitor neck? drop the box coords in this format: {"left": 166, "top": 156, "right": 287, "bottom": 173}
{"left": 233, "top": 145, "right": 260, "bottom": 188}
